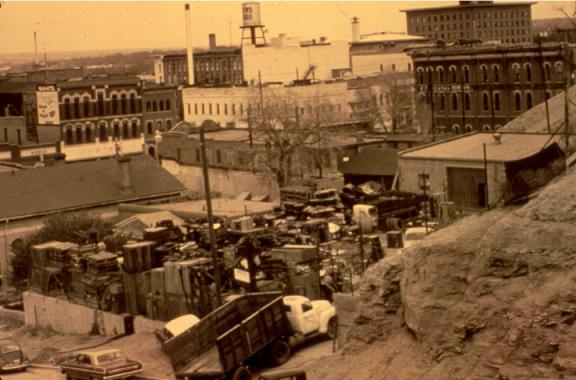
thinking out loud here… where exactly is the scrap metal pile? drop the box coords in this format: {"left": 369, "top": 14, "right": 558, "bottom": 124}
{"left": 28, "top": 183, "right": 430, "bottom": 322}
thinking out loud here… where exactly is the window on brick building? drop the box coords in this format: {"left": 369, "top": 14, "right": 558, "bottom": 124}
{"left": 449, "top": 66, "right": 457, "bottom": 82}
{"left": 512, "top": 63, "right": 521, "bottom": 82}
{"left": 130, "top": 94, "right": 136, "bottom": 113}
{"left": 146, "top": 101, "right": 152, "bottom": 112}
{"left": 83, "top": 96, "right": 90, "bottom": 118}
{"left": 97, "top": 93, "right": 105, "bottom": 116}
{"left": 526, "top": 91, "right": 533, "bottom": 109}
{"left": 463, "top": 66, "right": 470, "bottom": 82}
{"left": 112, "top": 95, "right": 119, "bottom": 115}
{"left": 73, "top": 98, "right": 80, "bottom": 119}
{"left": 99, "top": 122, "right": 107, "bottom": 141}
{"left": 121, "top": 94, "right": 127, "bottom": 114}
{"left": 464, "top": 93, "right": 471, "bottom": 111}
{"left": 159, "top": 100, "right": 165, "bottom": 111}
{"left": 492, "top": 65, "right": 500, "bottom": 82}
{"left": 481, "top": 65, "right": 488, "bottom": 82}
{"left": 525, "top": 63, "right": 532, "bottom": 82}
{"left": 439, "top": 94, "right": 445, "bottom": 111}
{"left": 494, "top": 92, "right": 501, "bottom": 111}
{"left": 437, "top": 67, "right": 445, "bottom": 82}
{"left": 543, "top": 62, "right": 551, "bottom": 81}
{"left": 482, "top": 92, "right": 489, "bottom": 111}
{"left": 165, "top": 100, "right": 171, "bottom": 110}
{"left": 514, "top": 92, "right": 522, "bottom": 111}
{"left": 452, "top": 94, "right": 458, "bottom": 111}
{"left": 147, "top": 121, "right": 153, "bottom": 135}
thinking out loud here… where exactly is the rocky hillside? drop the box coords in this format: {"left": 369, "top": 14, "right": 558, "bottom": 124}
{"left": 310, "top": 169, "right": 576, "bottom": 380}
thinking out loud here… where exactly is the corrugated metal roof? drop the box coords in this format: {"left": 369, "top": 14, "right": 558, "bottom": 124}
{"left": 400, "top": 132, "right": 560, "bottom": 162}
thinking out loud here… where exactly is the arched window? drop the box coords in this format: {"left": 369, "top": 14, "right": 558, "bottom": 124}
{"left": 514, "top": 92, "right": 522, "bottom": 111}
{"left": 111, "top": 95, "right": 119, "bottom": 115}
{"left": 463, "top": 65, "right": 470, "bottom": 83}
{"left": 165, "top": 100, "right": 171, "bottom": 110}
{"left": 146, "top": 121, "right": 153, "bottom": 135}
{"left": 437, "top": 67, "right": 445, "bottom": 82}
{"left": 129, "top": 93, "right": 136, "bottom": 113}
{"left": 449, "top": 66, "right": 457, "bottom": 82}
{"left": 159, "top": 100, "right": 165, "bottom": 111}
{"left": 120, "top": 94, "right": 127, "bottom": 114}
{"left": 452, "top": 124, "right": 460, "bottom": 134}
{"left": 157, "top": 120, "right": 163, "bottom": 131}
{"left": 482, "top": 92, "right": 490, "bottom": 111}
{"left": 73, "top": 98, "right": 80, "bottom": 119}
{"left": 85, "top": 126, "right": 93, "bottom": 142}
{"left": 146, "top": 101, "right": 152, "bottom": 112}
{"left": 512, "top": 63, "right": 521, "bottom": 82}
{"left": 83, "top": 96, "right": 90, "bottom": 118}
{"left": 75, "top": 127, "right": 83, "bottom": 144}
{"left": 66, "top": 127, "right": 73, "bottom": 144}
{"left": 526, "top": 91, "right": 533, "bottom": 109}
{"left": 131, "top": 120, "right": 139, "bottom": 138}
{"left": 494, "top": 92, "right": 501, "bottom": 111}
{"left": 543, "top": 62, "right": 551, "bottom": 81}
{"left": 166, "top": 119, "right": 172, "bottom": 129}
{"left": 122, "top": 120, "right": 129, "bottom": 139}
{"left": 482, "top": 124, "right": 492, "bottom": 132}
{"left": 99, "top": 122, "right": 107, "bottom": 141}
{"left": 555, "top": 61, "right": 564, "bottom": 73}
{"left": 113, "top": 122, "right": 120, "bottom": 139}
{"left": 464, "top": 93, "right": 471, "bottom": 111}
{"left": 452, "top": 94, "right": 458, "bottom": 111}
{"left": 481, "top": 65, "right": 488, "bottom": 82}
{"left": 492, "top": 65, "right": 500, "bottom": 83}
{"left": 152, "top": 101, "right": 158, "bottom": 112}
{"left": 64, "top": 98, "right": 71, "bottom": 119}
{"left": 465, "top": 124, "right": 473, "bottom": 133}
{"left": 525, "top": 63, "right": 532, "bottom": 82}
{"left": 417, "top": 68, "right": 425, "bottom": 84}
{"left": 439, "top": 94, "right": 445, "bottom": 111}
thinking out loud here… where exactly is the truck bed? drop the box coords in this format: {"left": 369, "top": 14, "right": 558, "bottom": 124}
{"left": 162, "top": 292, "right": 286, "bottom": 377}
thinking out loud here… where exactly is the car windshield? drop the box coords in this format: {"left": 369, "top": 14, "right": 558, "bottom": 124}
{"left": 96, "top": 351, "right": 126, "bottom": 364}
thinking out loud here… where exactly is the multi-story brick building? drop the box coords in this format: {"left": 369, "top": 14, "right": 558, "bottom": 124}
{"left": 58, "top": 75, "right": 143, "bottom": 145}
{"left": 153, "top": 34, "right": 244, "bottom": 87}
{"left": 142, "top": 84, "right": 181, "bottom": 139}
{"left": 402, "top": 1, "right": 534, "bottom": 43}
{"left": 410, "top": 42, "right": 573, "bottom": 133}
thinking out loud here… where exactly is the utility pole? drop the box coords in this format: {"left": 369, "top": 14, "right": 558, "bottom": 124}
{"left": 199, "top": 122, "right": 222, "bottom": 307}
{"left": 564, "top": 34, "right": 571, "bottom": 153}
{"left": 539, "top": 36, "right": 552, "bottom": 133}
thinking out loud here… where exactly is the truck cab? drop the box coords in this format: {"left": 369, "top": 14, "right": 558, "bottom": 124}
{"left": 283, "top": 295, "right": 336, "bottom": 339}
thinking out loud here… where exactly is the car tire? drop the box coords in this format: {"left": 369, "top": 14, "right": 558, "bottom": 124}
{"left": 231, "top": 366, "right": 251, "bottom": 380}
{"left": 269, "top": 339, "right": 291, "bottom": 366}
{"left": 327, "top": 316, "right": 337, "bottom": 340}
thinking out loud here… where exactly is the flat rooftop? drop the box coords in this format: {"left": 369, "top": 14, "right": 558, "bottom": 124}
{"left": 400, "top": 132, "right": 560, "bottom": 163}
{"left": 401, "top": 2, "right": 535, "bottom": 13}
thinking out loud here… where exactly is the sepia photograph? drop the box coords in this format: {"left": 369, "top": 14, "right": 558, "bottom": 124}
{"left": 0, "top": 0, "right": 575, "bottom": 379}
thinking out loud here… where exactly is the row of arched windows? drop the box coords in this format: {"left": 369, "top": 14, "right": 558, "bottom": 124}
{"left": 63, "top": 119, "right": 141, "bottom": 145}
{"left": 145, "top": 99, "right": 172, "bottom": 113}
{"left": 417, "top": 60, "right": 565, "bottom": 85}
{"left": 447, "top": 123, "right": 503, "bottom": 134}
{"left": 434, "top": 90, "right": 541, "bottom": 114}
{"left": 62, "top": 92, "right": 139, "bottom": 120}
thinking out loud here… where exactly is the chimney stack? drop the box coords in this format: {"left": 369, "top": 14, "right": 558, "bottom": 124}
{"left": 185, "top": 4, "right": 195, "bottom": 85}
{"left": 118, "top": 157, "right": 133, "bottom": 194}
{"left": 351, "top": 17, "right": 360, "bottom": 42}
{"left": 209, "top": 33, "right": 217, "bottom": 49}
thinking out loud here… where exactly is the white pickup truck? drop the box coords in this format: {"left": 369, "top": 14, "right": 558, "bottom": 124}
{"left": 283, "top": 295, "right": 337, "bottom": 347}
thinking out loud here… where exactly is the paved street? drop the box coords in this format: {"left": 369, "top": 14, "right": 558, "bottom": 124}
{"left": 1, "top": 367, "right": 63, "bottom": 380}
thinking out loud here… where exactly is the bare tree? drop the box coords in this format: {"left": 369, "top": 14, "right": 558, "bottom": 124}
{"left": 247, "top": 87, "right": 344, "bottom": 188}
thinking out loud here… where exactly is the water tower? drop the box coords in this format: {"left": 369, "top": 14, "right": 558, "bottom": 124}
{"left": 240, "top": 2, "right": 267, "bottom": 46}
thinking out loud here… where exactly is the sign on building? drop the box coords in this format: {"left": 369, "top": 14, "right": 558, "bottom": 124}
{"left": 36, "top": 85, "right": 60, "bottom": 125}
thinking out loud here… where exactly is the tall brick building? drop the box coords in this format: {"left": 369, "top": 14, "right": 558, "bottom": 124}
{"left": 402, "top": 1, "right": 534, "bottom": 43}
{"left": 410, "top": 42, "right": 573, "bottom": 133}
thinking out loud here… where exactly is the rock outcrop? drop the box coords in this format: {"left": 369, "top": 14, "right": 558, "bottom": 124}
{"left": 310, "top": 171, "right": 576, "bottom": 380}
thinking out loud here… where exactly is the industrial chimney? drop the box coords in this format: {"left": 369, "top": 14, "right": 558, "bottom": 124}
{"left": 185, "top": 3, "right": 195, "bottom": 85}
{"left": 117, "top": 156, "right": 133, "bottom": 195}
{"left": 209, "top": 33, "right": 217, "bottom": 49}
{"left": 351, "top": 17, "right": 360, "bottom": 42}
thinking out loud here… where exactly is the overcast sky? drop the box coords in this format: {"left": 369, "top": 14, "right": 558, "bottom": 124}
{"left": 0, "top": 1, "right": 568, "bottom": 55}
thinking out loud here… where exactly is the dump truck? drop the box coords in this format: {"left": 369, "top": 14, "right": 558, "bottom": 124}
{"left": 158, "top": 292, "right": 336, "bottom": 380}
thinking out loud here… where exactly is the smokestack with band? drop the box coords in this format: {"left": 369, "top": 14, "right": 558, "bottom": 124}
{"left": 185, "top": 4, "right": 195, "bottom": 85}
{"left": 351, "top": 17, "right": 360, "bottom": 42}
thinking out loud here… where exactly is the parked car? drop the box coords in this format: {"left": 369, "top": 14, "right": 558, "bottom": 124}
{"left": 0, "top": 339, "right": 29, "bottom": 373}
{"left": 60, "top": 348, "right": 142, "bottom": 380}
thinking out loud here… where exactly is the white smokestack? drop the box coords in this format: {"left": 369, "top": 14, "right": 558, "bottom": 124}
{"left": 351, "top": 17, "right": 360, "bottom": 42}
{"left": 185, "top": 4, "right": 195, "bottom": 85}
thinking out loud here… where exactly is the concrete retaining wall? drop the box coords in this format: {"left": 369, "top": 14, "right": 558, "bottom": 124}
{"left": 333, "top": 292, "right": 359, "bottom": 349}
{"left": 23, "top": 292, "right": 164, "bottom": 337}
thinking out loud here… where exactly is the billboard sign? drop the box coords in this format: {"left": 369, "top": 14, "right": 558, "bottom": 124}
{"left": 36, "top": 85, "right": 60, "bottom": 125}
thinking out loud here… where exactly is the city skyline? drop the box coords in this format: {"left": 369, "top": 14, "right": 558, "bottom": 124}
{"left": 0, "top": 1, "right": 568, "bottom": 56}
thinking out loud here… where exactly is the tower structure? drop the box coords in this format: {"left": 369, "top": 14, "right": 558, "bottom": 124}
{"left": 240, "top": 2, "right": 267, "bottom": 46}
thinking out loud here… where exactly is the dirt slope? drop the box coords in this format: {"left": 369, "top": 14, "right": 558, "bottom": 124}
{"left": 309, "top": 170, "right": 576, "bottom": 380}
